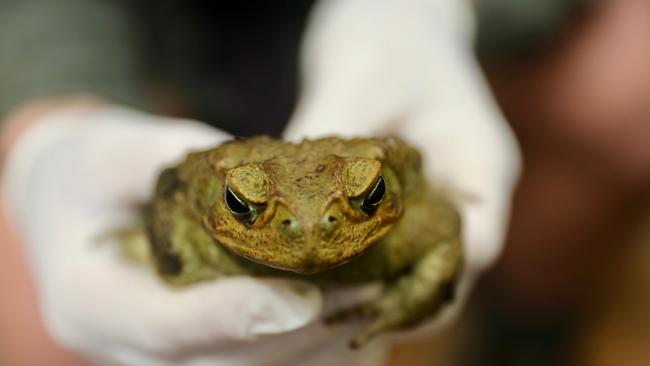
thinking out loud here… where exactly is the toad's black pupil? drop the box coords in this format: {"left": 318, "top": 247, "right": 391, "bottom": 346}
{"left": 225, "top": 186, "right": 251, "bottom": 216}
{"left": 361, "top": 176, "right": 385, "bottom": 213}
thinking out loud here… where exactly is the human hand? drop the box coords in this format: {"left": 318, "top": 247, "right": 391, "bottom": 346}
{"left": 1, "top": 105, "right": 388, "bottom": 366}
{"left": 286, "top": 0, "right": 521, "bottom": 328}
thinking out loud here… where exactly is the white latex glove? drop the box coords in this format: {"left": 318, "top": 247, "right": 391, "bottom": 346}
{"left": 2, "top": 105, "right": 389, "bottom": 366}
{"left": 286, "top": 0, "right": 521, "bottom": 327}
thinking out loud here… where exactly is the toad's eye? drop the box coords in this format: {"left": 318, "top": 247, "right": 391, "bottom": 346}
{"left": 225, "top": 185, "right": 253, "bottom": 219}
{"left": 361, "top": 176, "right": 385, "bottom": 214}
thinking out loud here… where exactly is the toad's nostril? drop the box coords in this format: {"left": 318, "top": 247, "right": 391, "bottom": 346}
{"left": 320, "top": 213, "right": 340, "bottom": 237}
{"left": 278, "top": 218, "right": 302, "bottom": 238}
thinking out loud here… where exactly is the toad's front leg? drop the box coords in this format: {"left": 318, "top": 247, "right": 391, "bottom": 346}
{"left": 341, "top": 237, "right": 462, "bottom": 348}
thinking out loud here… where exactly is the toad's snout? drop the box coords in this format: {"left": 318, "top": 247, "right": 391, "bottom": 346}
{"left": 275, "top": 210, "right": 341, "bottom": 240}
{"left": 266, "top": 202, "right": 357, "bottom": 273}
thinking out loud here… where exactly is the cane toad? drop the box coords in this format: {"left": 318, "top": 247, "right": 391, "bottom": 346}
{"left": 143, "top": 136, "right": 462, "bottom": 348}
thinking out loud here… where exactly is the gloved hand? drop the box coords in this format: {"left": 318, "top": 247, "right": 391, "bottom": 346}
{"left": 286, "top": 0, "right": 521, "bottom": 328}
{"left": 1, "top": 105, "right": 389, "bottom": 366}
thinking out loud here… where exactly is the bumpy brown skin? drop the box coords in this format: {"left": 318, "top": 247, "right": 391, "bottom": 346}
{"left": 146, "top": 136, "right": 462, "bottom": 348}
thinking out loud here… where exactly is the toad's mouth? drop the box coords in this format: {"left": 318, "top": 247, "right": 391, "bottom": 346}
{"left": 214, "top": 225, "right": 394, "bottom": 275}
{"left": 218, "top": 240, "right": 374, "bottom": 274}
{"left": 236, "top": 251, "right": 355, "bottom": 274}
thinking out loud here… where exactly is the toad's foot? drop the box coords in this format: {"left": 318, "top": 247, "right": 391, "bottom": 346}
{"left": 324, "top": 302, "right": 378, "bottom": 325}
{"left": 330, "top": 239, "right": 461, "bottom": 349}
